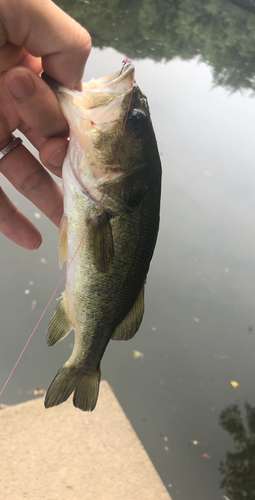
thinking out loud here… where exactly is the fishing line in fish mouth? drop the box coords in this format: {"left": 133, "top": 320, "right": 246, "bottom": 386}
{"left": 0, "top": 59, "right": 135, "bottom": 399}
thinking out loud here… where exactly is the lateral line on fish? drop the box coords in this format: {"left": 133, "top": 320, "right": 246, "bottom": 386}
{"left": 0, "top": 59, "right": 135, "bottom": 400}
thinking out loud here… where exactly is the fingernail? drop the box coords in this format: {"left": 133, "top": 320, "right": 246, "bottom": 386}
{"left": 47, "top": 146, "right": 67, "bottom": 168}
{"left": 74, "top": 80, "right": 83, "bottom": 92}
{"left": 8, "top": 74, "right": 36, "bottom": 100}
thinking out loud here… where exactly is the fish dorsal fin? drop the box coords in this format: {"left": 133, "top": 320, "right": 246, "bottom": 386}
{"left": 88, "top": 211, "right": 114, "bottom": 273}
{"left": 58, "top": 214, "right": 68, "bottom": 270}
{"left": 111, "top": 284, "right": 145, "bottom": 341}
{"left": 47, "top": 292, "right": 72, "bottom": 346}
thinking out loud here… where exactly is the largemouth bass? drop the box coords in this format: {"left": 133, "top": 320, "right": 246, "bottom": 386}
{"left": 44, "top": 61, "right": 161, "bottom": 412}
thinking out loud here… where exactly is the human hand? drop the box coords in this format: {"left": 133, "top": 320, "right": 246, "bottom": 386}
{"left": 0, "top": 0, "right": 91, "bottom": 249}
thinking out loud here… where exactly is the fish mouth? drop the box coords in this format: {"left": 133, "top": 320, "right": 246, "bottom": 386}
{"left": 43, "top": 60, "right": 134, "bottom": 135}
{"left": 74, "top": 60, "right": 134, "bottom": 113}
{"left": 80, "top": 59, "right": 134, "bottom": 108}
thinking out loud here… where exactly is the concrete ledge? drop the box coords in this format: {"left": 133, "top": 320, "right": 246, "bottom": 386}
{"left": 0, "top": 381, "right": 171, "bottom": 500}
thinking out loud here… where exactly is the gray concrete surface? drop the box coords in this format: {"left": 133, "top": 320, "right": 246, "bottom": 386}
{"left": 0, "top": 381, "right": 171, "bottom": 500}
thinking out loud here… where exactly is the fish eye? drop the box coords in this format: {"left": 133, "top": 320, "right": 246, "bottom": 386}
{"left": 126, "top": 109, "right": 149, "bottom": 137}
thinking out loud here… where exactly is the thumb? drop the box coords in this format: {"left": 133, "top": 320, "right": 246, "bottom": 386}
{"left": 0, "top": 0, "right": 91, "bottom": 90}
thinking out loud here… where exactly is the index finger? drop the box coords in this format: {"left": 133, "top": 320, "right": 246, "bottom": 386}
{"left": 0, "top": 0, "right": 91, "bottom": 89}
{"left": 0, "top": 137, "right": 63, "bottom": 228}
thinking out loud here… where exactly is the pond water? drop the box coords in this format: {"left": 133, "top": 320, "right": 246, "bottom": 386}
{"left": 1, "top": 1, "right": 255, "bottom": 499}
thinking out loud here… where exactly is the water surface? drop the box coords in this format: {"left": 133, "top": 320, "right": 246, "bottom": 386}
{"left": 1, "top": 2, "right": 255, "bottom": 499}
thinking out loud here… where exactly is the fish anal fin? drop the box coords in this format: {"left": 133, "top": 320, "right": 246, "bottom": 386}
{"left": 47, "top": 292, "right": 72, "bottom": 346}
{"left": 59, "top": 214, "right": 68, "bottom": 270}
{"left": 111, "top": 284, "right": 145, "bottom": 341}
{"left": 88, "top": 211, "right": 114, "bottom": 273}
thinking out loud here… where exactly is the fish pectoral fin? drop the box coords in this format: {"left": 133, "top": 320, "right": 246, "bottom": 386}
{"left": 44, "top": 365, "right": 101, "bottom": 412}
{"left": 111, "top": 284, "right": 145, "bottom": 341}
{"left": 47, "top": 293, "right": 72, "bottom": 346}
{"left": 59, "top": 214, "right": 68, "bottom": 270}
{"left": 88, "top": 211, "right": 114, "bottom": 273}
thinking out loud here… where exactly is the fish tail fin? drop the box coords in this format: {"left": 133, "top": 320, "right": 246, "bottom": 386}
{"left": 44, "top": 365, "right": 101, "bottom": 412}
{"left": 73, "top": 371, "right": 101, "bottom": 411}
{"left": 44, "top": 365, "right": 76, "bottom": 408}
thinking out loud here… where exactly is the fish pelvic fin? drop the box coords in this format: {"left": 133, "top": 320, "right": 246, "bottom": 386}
{"left": 111, "top": 284, "right": 145, "bottom": 341}
{"left": 45, "top": 365, "right": 101, "bottom": 412}
{"left": 47, "top": 293, "right": 72, "bottom": 346}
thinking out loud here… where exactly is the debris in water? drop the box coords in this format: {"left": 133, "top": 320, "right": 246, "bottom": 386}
{"left": 193, "top": 317, "right": 200, "bottom": 323}
{"left": 0, "top": 404, "right": 8, "bottom": 410}
{"left": 205, "top": 171, "right": 211, "bottom": 176}
{"left": 164, "top": 446, "right": 169, "bottom": 451}
{"left": 192, "top": 440, "right": 199, "bottom": 445}
{"left": 24, "top": 289, "right": 30, "bottom": 295}
{"left": 34, "top": 212, "right": 41, "bottom": 219}
{"left": 152, "top": 327, "right": 157, "bottom": 331}
{"left": 33, "top": 388, "right": 45, "bottom": 395}
{"left": 31, "top": 300, "right": 37, "bottom": 311}
{"left": 202, "top": 453, "right": 211, "bottom": 459}
{"left": 231, "top": 381, "right": 239, "bottom": 389}
{"left": 133, "top": 350, "right": 144, "bottom": 359}
{"left": 40, "top": 257, "right": 47, "bottom": 264}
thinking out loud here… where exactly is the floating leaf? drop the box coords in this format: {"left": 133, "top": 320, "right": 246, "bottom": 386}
{"left": 231, "top": 381, "right": 239, "bottom": 389}
{"left": 133, "top": 350, "right": 144, "bottom": 359}
{"left": 33, "top": 388, "right": 45, "bottom": 395}
{"left": 31, "top": 300, "right": 37, "bottom": 311}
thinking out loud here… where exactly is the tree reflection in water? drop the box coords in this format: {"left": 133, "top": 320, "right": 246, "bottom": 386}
{"left": 219, "top": 403, "right": 255, "bottom": 500}
{"left": 55, "top": 0, "right": 255, "bottom": 94}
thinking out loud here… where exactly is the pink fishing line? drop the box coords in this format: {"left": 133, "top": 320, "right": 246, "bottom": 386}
{"left": 0, "top": 60, "right": 135, "bottom": 399}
